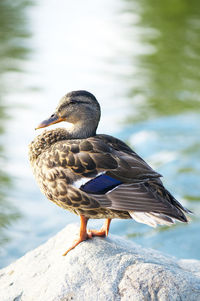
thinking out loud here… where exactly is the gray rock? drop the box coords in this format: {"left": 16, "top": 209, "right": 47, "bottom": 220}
{"left": 0, "top": 224, "right": 200, "bottom": 301}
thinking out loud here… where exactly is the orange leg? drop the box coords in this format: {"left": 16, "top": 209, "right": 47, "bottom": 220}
{"left": 63, "top": 215, "right": 89, "bottom": 256}
{"left": 63, "top": 217, "right": 112, "bottom": 256}
{"left": 88, "top": 218, "right": 111, "bottom": 237}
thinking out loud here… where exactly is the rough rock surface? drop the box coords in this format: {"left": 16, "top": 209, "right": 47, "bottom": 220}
{"left": 0, "top": 224, "right": 200, "bottom": 301}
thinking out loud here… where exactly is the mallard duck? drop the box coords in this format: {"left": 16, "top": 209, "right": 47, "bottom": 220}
{"left": 29, "top": 90, "right": 190, "bottom": 255}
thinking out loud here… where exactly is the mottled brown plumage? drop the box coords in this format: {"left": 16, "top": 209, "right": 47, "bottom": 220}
{"left": 29, "top": 90, "right": 190, "bottom": 255}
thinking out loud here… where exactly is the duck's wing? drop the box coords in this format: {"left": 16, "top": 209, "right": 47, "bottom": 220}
{"left": 40, "top": 135, "right": 189, "bottom": 222}
{"left": 81, "top": 135, "right": 189, "bottom": 222}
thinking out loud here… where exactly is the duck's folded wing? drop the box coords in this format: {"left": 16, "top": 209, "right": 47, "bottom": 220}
{"left": 45, "top": 136, "right": 189, "bottom": 222}
{"left": 87, "top": 136, "right": 189, "bottom": 221}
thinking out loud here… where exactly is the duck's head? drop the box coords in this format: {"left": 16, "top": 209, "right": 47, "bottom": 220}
{"left": 36, "top": 90, "right": 101, "bottom": 138}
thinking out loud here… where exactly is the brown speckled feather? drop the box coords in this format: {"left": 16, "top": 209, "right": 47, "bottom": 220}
{"left": 29, "top": 129, "right": 189, "bottom": 221}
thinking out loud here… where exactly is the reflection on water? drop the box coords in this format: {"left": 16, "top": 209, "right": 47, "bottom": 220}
{"left": 0, "top": 0, "right": 32, "bottom": 251}
{"left": 122, "top": 0, "right": 200, "bottom": 202}
{"left": 0, "top": 0, "right": 200, "bottom": 268}
{"left": 124, "top": 0, "right": 200, "bottom": 122}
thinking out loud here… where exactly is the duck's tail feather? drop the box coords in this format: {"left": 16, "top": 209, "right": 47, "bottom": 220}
{"left": 129, "top": 211, "right": 175, "bottom": 228}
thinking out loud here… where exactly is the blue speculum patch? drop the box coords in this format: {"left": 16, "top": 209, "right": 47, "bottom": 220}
{"left": 80, "top": 174, "right": 122, "bottom": 194}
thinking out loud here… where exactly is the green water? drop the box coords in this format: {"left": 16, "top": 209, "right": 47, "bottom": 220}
{"left": 0, "top": 0, "right": 199, "bottom": 267}
{"left": 0, "top": 0, "right": 31, "bottom": 250}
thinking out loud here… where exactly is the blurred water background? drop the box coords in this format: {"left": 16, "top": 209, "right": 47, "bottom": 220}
{"left": 0, "top": 0, "right": 200, "bottom": 268}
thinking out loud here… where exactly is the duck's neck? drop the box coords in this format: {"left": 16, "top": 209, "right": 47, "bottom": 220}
{"left": 67, "top": 120, "right": 97, "bottom": 139}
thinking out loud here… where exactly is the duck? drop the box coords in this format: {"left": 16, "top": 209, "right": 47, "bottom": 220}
{"left": 29, "top": 90, "right": 190, "bottom": 255}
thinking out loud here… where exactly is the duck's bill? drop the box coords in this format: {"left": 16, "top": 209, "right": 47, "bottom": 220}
{"left": 35, "top": 113, "right": 65, "bottom": 130}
